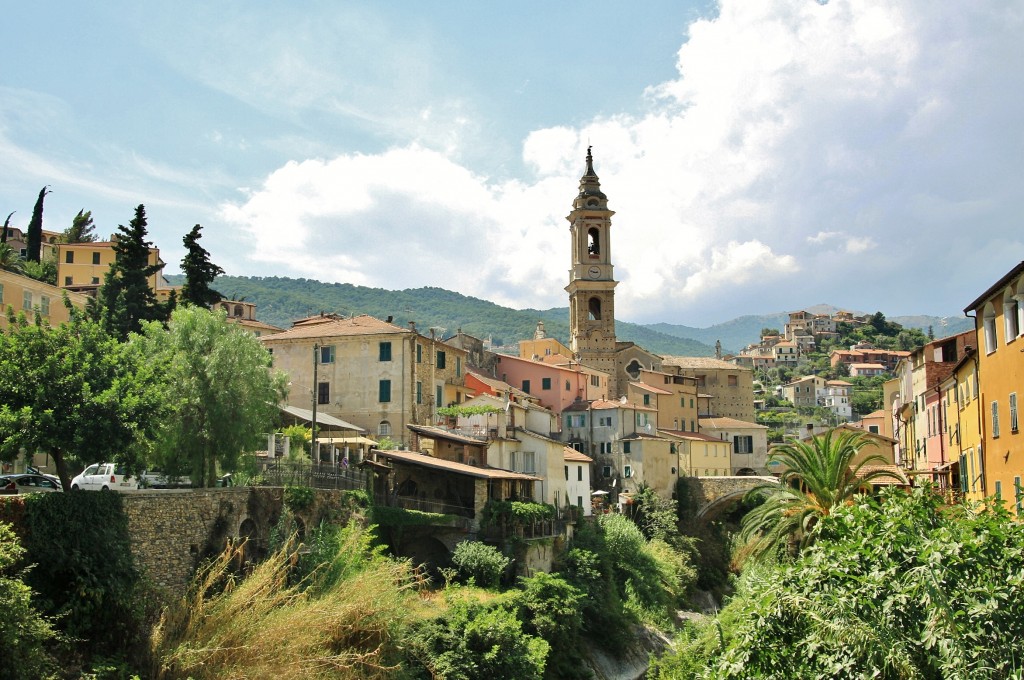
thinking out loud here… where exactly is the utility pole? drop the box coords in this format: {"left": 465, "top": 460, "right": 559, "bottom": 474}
{"left": 312, "top": 343, "right": 319, "bottom": 461}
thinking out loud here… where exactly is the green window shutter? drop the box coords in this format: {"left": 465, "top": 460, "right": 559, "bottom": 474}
{"left": 379, "top": 342, "right": 392, "bottom": 361}
{"left": 379, "top": 379, "right": 391, "bottom": 403}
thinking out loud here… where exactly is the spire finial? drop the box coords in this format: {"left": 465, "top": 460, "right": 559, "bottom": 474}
{"left": 584, "top": 146, "right": 597, "bottom": 177}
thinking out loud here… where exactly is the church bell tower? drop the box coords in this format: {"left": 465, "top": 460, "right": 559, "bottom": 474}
{"left": 566, "top": 147, "right": 619, "bottom": 391}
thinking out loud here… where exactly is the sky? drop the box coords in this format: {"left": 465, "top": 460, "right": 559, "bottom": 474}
{"left": 3, "top": 1, "right": 1023, "bottom": 327}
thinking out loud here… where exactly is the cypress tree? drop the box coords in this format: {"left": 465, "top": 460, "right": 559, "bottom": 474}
{"left": 94, "top": 204, "right": 172, "bottom": 339}
{"left": 26, "top": 187, "right": 49, "bottom": 262}
{"left": 1, "top": 211, "right": 13, "bottom": 244}
{"left": 179, "top": 224, "right": 224, "bottom": 308}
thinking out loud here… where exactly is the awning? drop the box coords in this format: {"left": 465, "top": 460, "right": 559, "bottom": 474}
{"left": 317, "top": 436, "right": 378, "bottom": 446}
{"left": 280, "top": 405, "right": 365, "bottom": 432}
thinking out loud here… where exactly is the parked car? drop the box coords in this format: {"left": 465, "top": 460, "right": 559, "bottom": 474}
{"left": 69, "top": 463, "right": 142, "bottom": 492}
{"left": 0, "top": 473, "right": 63, "bottom": 494}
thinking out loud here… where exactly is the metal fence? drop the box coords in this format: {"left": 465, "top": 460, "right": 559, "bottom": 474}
{"left": 253, "top": 459, "right": 368, "bottom": 491}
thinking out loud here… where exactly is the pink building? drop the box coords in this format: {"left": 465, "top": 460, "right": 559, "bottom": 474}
{"left": 491, "top": 353, "right": 610, "bottom": 415}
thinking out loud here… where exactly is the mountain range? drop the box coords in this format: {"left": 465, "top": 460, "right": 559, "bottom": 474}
{"left": 173, "top": 275, "right": 974, "bottom": 357}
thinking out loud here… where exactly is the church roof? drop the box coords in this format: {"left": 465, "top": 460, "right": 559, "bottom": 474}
{"left": 661, "top": 356, "right": 749, "bottom": 371}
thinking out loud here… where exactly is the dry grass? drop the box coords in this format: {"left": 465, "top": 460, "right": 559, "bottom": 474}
{"left": 150, "top": 525, "right": 419, "bottom": 679}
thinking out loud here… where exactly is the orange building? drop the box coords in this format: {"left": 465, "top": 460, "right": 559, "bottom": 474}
{"left": 964, "top": 261, "right": 1024, "bottom": 514}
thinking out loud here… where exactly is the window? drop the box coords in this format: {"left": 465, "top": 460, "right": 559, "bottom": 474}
{"left": 22, "top": 291, "right": 31, "bottom": 310}
{"left": 588, "top": 296, "right": 602, "bottom": 320}
{"left": 590, "top": 375, "right": 600, "bottom": 387}
{"left": 456, "top": 356, "right": 462, "bottom": 377}
{"left": 416, "top": 343, "right": 422, "bottom": 363}
{"left": 436, "top": 350, "right": 446, "bottom": 369}
{"left": 542, "top": 377, "right": 552, "bottom": 390}
{"left": 602, "top": 465, "right": 611, "bottom": 477}
{"left": 1005, "top": 295, "right": 1021, "bottom": 342}
{"left": 690, "top": 398, "right": 695, "bottom": 408}
{"left": 378, "top": 421, "right": 391, "bottom": 436}
{"left": 65, "top": 251, "right": 74, "bottom": 264}
{"left": 320, "top": 345, "right": 335, "bottom": 363}
{"left": 578, "top": 466, "right": 583, "bottom": 481}
{"left": 578, "top": 496, "right": 584, "bottom": 508}
{"left": 40, "top": 295, "right": 49, "bottom": 315}
{"left": 416, "top": 381, "right": 423, "bottom": 405}
{"left": 734, "top": 436, "right": 754, "bottom": 454}
{"left": 983, "top": 304, "right": 997, "bottom": 354}
{"left": 522, "top": 452, "right": 535, "bottom": 474}
{"left": 643, "top": 394, "right": 650, "bottom": 406}
{"left": 623, "top": 441, "right": 631, "bottom": 454}
{"left": 1011, "top": 393, "right": 1019, "bottom": 433}
{"left": 636, "top": 413, "right": 649, "bottom": 427}
{"left": 565, "top": 380, "right": 571, "bottom": 391}
{"left": 869, "top": 425, "right": 880, "bottom": 434}
{"left": 436, "top": 385, "right": 442, "bottom": 407}
{"left": 728, "top": 375, "right": 738, "bottom": 387}
{"left": 564, "top": 465, "right": 569, "bottom": 481}
{"left": 0, "top": 283, "right": 3, "bottom": 303}
{"left": 995, "top": 480, "right": 1002, "bottom": 501}
{"left": 317, "top": 382, "right": 330, "bottom": 405}
{"left": 92, "top": 252, "right": 100, "bottom": 265}
{"left": 522, "top": 380, "right": 531, "bottom": 394}
{"left": 1016, "top": 476, "right": 1023, "bottom": 515}
{"left": 91, "top": 277, "right": 99, "bottom": 284}
{"left": 992, "top": 401, "right": 1001, "bottom": 438}
{"left": 599, "top": 416, "right": 612, "bottom": 426}
{"left": 379, "top": 341, "right": 392, "bottom": 361}
{"left": 379, "top": 380, "right": 391, "bottom": 403}
{"left": 624, "top": 465, "right": 632, "bottom": 478}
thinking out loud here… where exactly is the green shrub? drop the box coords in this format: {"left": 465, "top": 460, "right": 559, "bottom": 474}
{"left": 0, "top": 521, "right": 57, "bottom": 679}
{"left": 283, "top": 485, "right": 315, "bottom": 512}
{"left": 405, "top": 601, "right": 548, "bottom": 680}
{"left": 451, "top": 540, "right": 510, "bottom": 588}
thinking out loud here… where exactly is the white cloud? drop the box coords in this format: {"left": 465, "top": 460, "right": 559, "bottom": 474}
{"left": 220, "top": 0, "right": 1024, "bottom": 323}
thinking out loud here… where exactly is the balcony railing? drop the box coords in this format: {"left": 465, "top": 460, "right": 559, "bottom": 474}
{"left": 253, "top": 459, "right": 367, "bottom": 491}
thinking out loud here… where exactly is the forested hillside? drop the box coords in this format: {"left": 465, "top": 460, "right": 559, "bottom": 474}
{"left": 174, "top": 275, "right": 716, "bottom": 356}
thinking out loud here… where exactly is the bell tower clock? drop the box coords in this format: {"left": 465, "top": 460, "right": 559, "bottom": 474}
{"left": 565, "top": 147, "right": 619, "bottom": 391}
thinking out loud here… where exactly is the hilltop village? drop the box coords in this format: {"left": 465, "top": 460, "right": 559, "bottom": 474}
{"left": 3, "top": 150, "right": 1023, "bottom": 521}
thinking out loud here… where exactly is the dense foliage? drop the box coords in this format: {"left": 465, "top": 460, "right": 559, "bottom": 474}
{"left": 651, "top": 486, "right": 1024, "bottom": 679}
{"left": 10, "top": 492, "right": 144, "bottom": 657}
{"left": 0, "top": 520, "right": 57, "bottom": 679}
{"left": 0, "top": 310, "right": 166, "bottom": 489}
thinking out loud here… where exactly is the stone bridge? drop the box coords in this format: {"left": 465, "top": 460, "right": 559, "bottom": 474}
{"left": 680, "top": 476, "right": 779, "bottom": 521}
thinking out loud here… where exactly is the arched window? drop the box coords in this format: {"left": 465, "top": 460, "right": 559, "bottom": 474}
{"left": 1004, "top": 292, "right": 1021, "bottom": 343}
{"left": 588, "top": 297, "right": 602, "bottom": 321}
{"left": 587, "top": 227, "right": 600, "bottom": 256}
{"left": 983, "top": 303, "right": 997, "bottom": 354}
{"left": 378, "top": 420, "right": 392, "bottom": 437}
{"left": 234, "top": 304, "right": 243, "bottom": 318}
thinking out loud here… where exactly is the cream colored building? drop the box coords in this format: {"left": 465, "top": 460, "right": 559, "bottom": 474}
{"left": 262, "top": 314, "right": 469, "bottom": 448}
{"left": 698, "top": 416, "right": 770, "bottom": 474}
{"left": 660, "top": 430, "right": 733, "bottom": 477}
{"left": 0, "top": 269, "right": 91, "bottom": 330}
{"left": 659, "top": 356, "right": 755, "bottom": 422}
{"left": 629, "top": 368, "right": 699, "bottom": 434}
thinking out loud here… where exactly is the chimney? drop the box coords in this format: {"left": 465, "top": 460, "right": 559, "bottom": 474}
{"left": 386, "top": 315, "right": 393, "bottom": 323}
{"left": 409, "top": 321, "right": 416, "bottom": 332}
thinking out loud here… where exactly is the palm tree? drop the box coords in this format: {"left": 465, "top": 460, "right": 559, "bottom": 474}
{"left": 739, "top": 428, "right": 894, "bottom": 561}
{"left": 0, "top": 242, "right": 24, "bottom": 273}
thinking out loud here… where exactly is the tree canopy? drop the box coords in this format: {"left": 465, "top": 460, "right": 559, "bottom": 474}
{"left": 0, "top": 309, "right": 166, "bottom": 489}
{"left": 60, "top": 209, "right": 97, "bottom": 244}
{"left": 141, "top": 306, "right": 287, "bottom": 486}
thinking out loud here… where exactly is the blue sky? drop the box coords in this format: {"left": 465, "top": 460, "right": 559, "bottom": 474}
{"left": 3, "top": 1, "right": 1023, "bottom": 327}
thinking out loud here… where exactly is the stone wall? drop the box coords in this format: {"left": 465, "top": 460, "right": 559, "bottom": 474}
{"left": 121, "top": 488, "right": 280, "bottom": 592}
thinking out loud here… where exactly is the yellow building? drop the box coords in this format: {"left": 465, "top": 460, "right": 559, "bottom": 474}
{"left": 964, "top": 261, "right": 1024, "bottom": 514}
{"left": 659, "top": 356, "right": 755, "bottom": 422}
{"left": 56, "top": 240, "right": 174, "bottom": 298}
{"left": 630, "top": 368, "right": 699, "bottom": 433}
{"left": 0, "top": 269, "right": 91, "bottom": 330}
{"left": 661, "top": 430, "right": 733, "bottom": 477}
{"left": 941, "top": 348, "right": 983, "bottom": 503}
